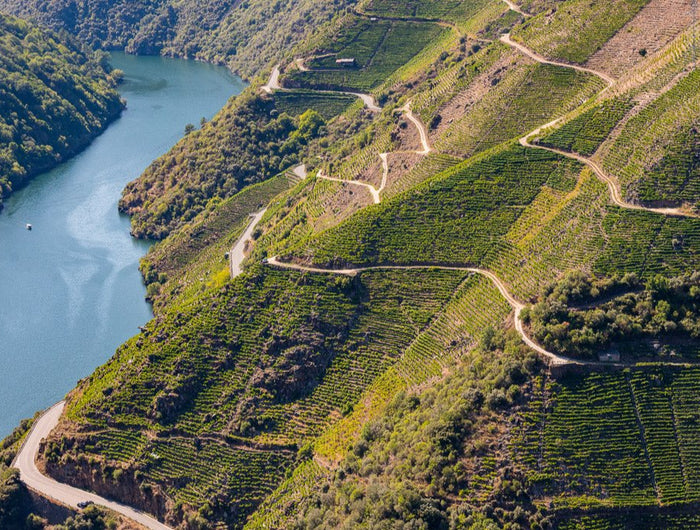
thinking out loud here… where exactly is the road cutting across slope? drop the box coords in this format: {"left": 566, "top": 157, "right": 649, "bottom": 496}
{"left": 498, "top": 30, "right": 698, "bottom": 218}
{"left": 14, "top": 402, "right": 172, "bottom": 530}
{"left": 266, "top": 257, "right": 577, "bottom": 366}
{"left": 230, "top": 209, "right": 268, "bottom": 277}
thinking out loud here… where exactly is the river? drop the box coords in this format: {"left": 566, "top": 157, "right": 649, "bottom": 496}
{"left": 0, "top": 53, "right": 245, "bottom": 437}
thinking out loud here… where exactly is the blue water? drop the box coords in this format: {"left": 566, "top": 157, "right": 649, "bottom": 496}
{"left": 0, "top": 53, "right": 245, "bottom": 437}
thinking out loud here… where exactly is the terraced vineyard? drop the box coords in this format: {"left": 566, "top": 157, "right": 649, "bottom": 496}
{"left": 537, "top": 98, "right": 635, "bottom": 156}
{"left": 595, "top": 208, "right": 700, "bottom": 276}
{"left": 601, "top": 70, "right": 700, "bottom": 207}
{"left": 361, "top": 0, "right": 494, "bottom": 20}
{"left": 433, "top": 59, "right": 606, "bottom": 158}
{"left": 511, "top": 0, "right": 651, "bottom": 63}
{"left": 60, "top": 267, "right": 468, "bottom": 525}
{"left": 559, "top": 512, "right": 700, "bottom": 530}
{"left": 18, "top": 0, "right": 700, "bottom": 528}
{"left": 515, "top": 367, "right": 700, "bottom": 514}
{"left": 283, "top": 18, "right": 448, "bottom": 92}
{"left": 297, "top": 145, "right": 585, "bottom": 267}
{"left": 272, "top": 90, "right": 358, "bottom": 119}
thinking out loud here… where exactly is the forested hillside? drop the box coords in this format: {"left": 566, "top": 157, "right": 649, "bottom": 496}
{"left": 0, "top": 13, "right": 123, "bottom": 209}
{"left": 0, "top": 0, "right": 353, "bottom": 80}
{"left": 6, "top": 0, "right": 700, "bottom": 528}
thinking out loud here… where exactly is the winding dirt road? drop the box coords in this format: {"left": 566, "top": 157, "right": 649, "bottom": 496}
{"left": 262, "top": 65, "right": 381, "bottom": 111}
{"left": 500, "top": 34, "right": 616, "bottom": 85}
{"left": 14, "top": 402, "right": 172, "bottom": 530}
{"left": 266, "top": 257, "right": 575, "bottom": 366}
{"left": 401, "top": 102, "right": 432, "bottom": 155}
{"left": 502, "top": 0, "right": 531, "bottom": 17}
{"left": 230, "top": 209, "right": 268, "bottom": 277}
{"left": 318, "top": 169, "right": 383, "bottom": 204}
{"left": 316, "top": 100, "right": 432, "bottom": 204}
{"left": 498, "top": 30, "right": 698, "bottom": 218}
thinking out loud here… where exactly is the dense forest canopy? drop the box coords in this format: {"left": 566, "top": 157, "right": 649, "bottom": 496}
{"left": 0, "top": 13, "right": 123, "bottom": 209}
{"left": 0, "top": 0, "right": 354, "bottom": 79}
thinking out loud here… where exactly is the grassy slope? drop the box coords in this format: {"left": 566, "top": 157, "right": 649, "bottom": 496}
{"left": 52, "top": 267, "right": 469, "bottom": 527}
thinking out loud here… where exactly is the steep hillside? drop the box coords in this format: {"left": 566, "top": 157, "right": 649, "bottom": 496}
{"left": 0, "top": 13, "right": 123, "bottom": 209}
{"left": 0, "top": 0, "right": 353, "bottom": 80}
{"left": 118, "top": 93, "right": 327, "bottom": 239}
{"left": 15, "top": 0, "right": 700, "bottom": 529}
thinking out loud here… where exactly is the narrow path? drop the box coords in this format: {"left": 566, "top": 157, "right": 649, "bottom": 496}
{"left": 400, "top": 102, "right": 432, "bottom": 155}
{"left": 295, "top": 58, "right": 309, "bottom": 72}
{"left": 266, "top": 257, "right": 575, "bottom": 366}
{"left": 14, "top": 402, "right": 172, "bottom": 530}
{"left": 502, "top": 0, "right": 531, "bottom": 18}
{"left": 262, "top": 65, "right": 380, "bottom": 111}
{"left": 315, "top": 100, "right": 431, "bottom": 204}
{"left": 230, "top": 209, "right": 267, "bottom": 277}
{"left": 500, "top": 34, "right": 616, "bottom": 85}
{"left": 625, "top": 376, "right": 661, "bottom": 501}
{"left": 498, "top": 30, "right": 698, "bottom": 218}
{"left": 318, "top": 169, "right": 382, "bottom": 204}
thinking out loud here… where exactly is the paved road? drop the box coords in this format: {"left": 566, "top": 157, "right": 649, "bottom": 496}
{"left": 230, "top": 209, "right": 268, "bottom": 277}
{"left": 292, "top": 164, "right": 308, "bottom": 179}
{"left": 14, "top": 402, "right": 172, "bottom": 530}
{"left": 261, "top": 65, "right": 281, "bottom": 93}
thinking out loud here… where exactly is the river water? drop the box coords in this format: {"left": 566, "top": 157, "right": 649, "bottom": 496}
{"left": 0, "top": 53, "right": 245, "bottom": 437}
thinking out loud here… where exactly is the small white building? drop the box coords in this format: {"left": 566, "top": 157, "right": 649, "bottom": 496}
{"left": 336, "top": 58, "right": 357, "bottom": 67}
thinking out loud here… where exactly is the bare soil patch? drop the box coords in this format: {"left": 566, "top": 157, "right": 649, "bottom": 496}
{"left": 586, "top": 0, "right": 695, "bottom": 79}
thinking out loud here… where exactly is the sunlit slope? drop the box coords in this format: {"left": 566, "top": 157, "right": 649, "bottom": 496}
{"left": 25, "top": 0, "right": 700, "bottom": 529}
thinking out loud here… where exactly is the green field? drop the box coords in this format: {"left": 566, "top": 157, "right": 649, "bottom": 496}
{"left": 515, "top": 367, "right": 700, "bottom": 511}
{"left": 273, "top": 90, "right": 357, "bottom": 119}
{"left": 297, "top": 145, "right": 584, "bottom": 267}
{"left": 362, "top": 0, "right": 494, "bottom": 20}
{"left": 538, "top": 98, "right": 635, "bottom": 156}
{"left": 284, "top": 18, "right": 447, "bottom": 92}
{"left": 433, "top": 58, "right": 605, "bottom": 158}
